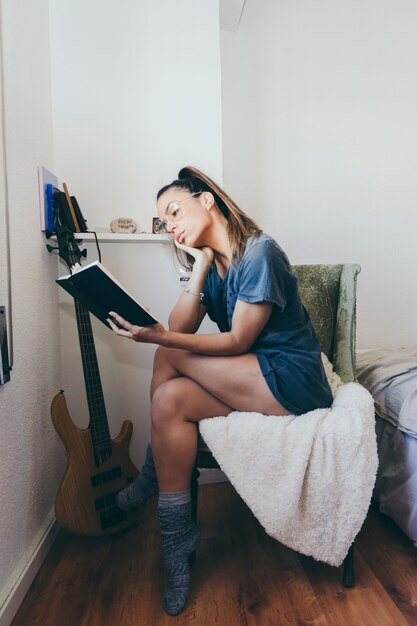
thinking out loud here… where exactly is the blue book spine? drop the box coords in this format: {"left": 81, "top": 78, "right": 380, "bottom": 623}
{"left": 45, "top": 184, "right": 54, "bottom": 231}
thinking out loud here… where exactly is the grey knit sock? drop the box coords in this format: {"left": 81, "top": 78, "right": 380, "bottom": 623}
{"left": 116, "top": 443, "right": 158, "bottom": 511}
{"left": 158, "top": 490, "right": 201, "bottom": 616}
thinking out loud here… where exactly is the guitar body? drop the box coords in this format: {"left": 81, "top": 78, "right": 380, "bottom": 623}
{"left": 51, "top": 391, "right": 140, "bottom": 536}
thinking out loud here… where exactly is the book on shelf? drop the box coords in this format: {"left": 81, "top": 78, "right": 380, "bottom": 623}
{"left": 38, "top": 166, "right": 88, "bottom": 233}
{"left": 54, "top": 190, "right": 88, "bottom": 233}
{"left": 38, "top": 165, "right": 58, "bottom": 231}
{"left": 56, "top": 261, "right": 158, "bottom": 329}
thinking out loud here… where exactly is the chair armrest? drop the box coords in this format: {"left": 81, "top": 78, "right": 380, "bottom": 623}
{"left": 333, "top": 264, "right": 361, "bottom": 383}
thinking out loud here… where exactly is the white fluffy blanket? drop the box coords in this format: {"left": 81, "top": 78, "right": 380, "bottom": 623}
{"left": 199, "top": 358, "right": 378, "bottom": 567}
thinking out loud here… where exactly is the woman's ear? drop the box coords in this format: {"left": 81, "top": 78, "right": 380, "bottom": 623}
{"left": 202, "top": 192, "right": 214, "bottom": 210}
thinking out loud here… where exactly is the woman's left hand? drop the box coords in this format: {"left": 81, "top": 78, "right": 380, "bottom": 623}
{"left": 107, "top": 312, "right": 167, "bottom": 344}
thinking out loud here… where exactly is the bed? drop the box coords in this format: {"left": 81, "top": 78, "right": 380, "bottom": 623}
{"left": 356, "top": 348, "right": 417, "bottom": 545}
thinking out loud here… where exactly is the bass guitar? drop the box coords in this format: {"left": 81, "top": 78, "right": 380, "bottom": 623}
{"left": 47, "top": 213, "right": 140, "bottom": 536}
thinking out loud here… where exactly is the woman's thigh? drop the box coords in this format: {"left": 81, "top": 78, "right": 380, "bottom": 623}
{"left": 154, "top": 348, "right": 290, "bottom": 416}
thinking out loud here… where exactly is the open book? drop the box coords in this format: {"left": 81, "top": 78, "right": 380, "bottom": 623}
{"left": 57, "top": 261, "right": 158, "bottom": 329}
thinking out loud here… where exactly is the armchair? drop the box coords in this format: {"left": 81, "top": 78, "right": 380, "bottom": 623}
{"left": 191, "top": 264, "right": 361, "bottom": 586}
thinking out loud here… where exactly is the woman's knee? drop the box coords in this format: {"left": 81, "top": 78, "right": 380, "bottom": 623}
{"left": 151, "top": 379, "right": 185, "bottom": 430}
{"left": 153, "top": 345, "right": 190, "bottom": 373}
{"left": 153, "top": 346, "right": 174, "bottom": 372}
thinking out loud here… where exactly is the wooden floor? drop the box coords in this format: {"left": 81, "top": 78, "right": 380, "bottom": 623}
{"left": 12, "top": 482, "right": 417, "bottom": 626}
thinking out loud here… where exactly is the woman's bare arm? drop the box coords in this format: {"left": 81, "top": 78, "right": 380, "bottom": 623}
{"left": 109, "top": 299, "right": 273, "bottom": 356}
{"left": 167, "top": 243, "right": 213, "bottom": 333}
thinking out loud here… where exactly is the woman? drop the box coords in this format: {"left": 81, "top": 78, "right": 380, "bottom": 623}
{"left": 108, "top": 166, "right": 333, "bottom": 616}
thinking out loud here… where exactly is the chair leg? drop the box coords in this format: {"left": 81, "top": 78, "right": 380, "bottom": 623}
{"left": 188, "top": 466, "right": 200, "bottom": 566}
{"left": 190, "top": 466, "right": 200, "bottom": 523}
{"left": 342, "top": 543, "right": 355, "bottom": 587}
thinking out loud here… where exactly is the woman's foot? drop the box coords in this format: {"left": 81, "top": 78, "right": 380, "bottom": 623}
{"left": 116, "top": 443, "right": 158, "bottom": 511}
{"left": 158, "top": 490, "right": 201, "bottom": 616}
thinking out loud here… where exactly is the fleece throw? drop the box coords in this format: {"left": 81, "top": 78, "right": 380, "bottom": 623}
{"left": 199, "top": 359, "right": 378, "bottom": 567}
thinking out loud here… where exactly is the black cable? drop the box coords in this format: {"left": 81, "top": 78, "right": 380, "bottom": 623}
{"left": 86, "top": 230, "right": 102, "bottom": 263}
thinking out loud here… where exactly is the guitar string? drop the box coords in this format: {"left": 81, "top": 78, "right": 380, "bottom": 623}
{"left": 78, "top": 309, "right": 111, "bottom": 445}
{"left": 76, "top": 301, "right": 115, "bottom": 527}
{"left": 77, "top": 308, "right": 111, "bottom": 458}
{"left": 79, "top": 314, "right": 110, "bottom": 441}
{"left": 78, "top": 304, "right": 113, "bottom": 526}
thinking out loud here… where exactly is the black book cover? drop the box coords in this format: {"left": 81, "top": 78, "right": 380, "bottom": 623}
{"left": 56, "top": 262, "right": 157, "bottom": 329}
{"left": 56, "top": 192, "right": 76, "bottom": 231}
{"left": 55, "top": 192, "right": 88, "bottom": 232}
{"left": 70, "top": 196, "right": 88, "bottom": 232}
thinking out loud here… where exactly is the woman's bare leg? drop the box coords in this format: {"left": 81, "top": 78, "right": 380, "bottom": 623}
{"left": 150, "top": 348, "right": 291, "bottom": 617}
{"left": 151, "top": 377, "right": 233, "bottom": 491}
{"left": 150, "top": 347, "right": 290, "bottom": 491}
{"left": 151, "top": 346, "right": 290, "bottom": 414}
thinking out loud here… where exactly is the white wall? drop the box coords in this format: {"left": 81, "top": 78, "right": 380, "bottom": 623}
{"left": 221, "top": 4, "right": 260, "bottom": 221}
{"left": 222, "top": 0, "right": 417, "bottom": 348}
{"left": 0, "top": 29, "right": 8, "bottom": 339}
{"left": 48, "top": 0, "right": 226, "bottom": 498}
{"left": 0, "top": 0, "right": 63, "bottom": 622}
{"left": 0, "top": 2, "right": 224, "bottom": 619}
{"left": 49, "top": 0, "right": 223, "bottom": 232}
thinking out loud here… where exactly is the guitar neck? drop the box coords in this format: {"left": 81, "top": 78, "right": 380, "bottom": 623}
{"left": 74, "top": 299, "right": 112, "bottom": 458}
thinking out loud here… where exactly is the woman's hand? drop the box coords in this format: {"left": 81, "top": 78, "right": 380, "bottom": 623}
{"left": 107, "top": 312, "right": 167, "bottom": 344}
{"left": 174, "top": 240, "right": 214, "bottom": 269}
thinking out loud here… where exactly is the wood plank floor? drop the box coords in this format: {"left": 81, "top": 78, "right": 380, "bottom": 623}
{"left": 11, "top": 482, "right": 417, "bottom": 626}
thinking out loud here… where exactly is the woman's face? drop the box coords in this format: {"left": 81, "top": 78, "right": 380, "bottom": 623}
{"left": 157, "top": 188, "right": 212, "bottom": 247}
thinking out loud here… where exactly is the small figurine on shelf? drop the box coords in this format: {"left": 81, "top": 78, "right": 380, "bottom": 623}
{"left": 152, "top": 216, "right": 167, "bottom": 234}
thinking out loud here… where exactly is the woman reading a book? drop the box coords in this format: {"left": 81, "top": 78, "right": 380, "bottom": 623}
{"left": 108, "top": 166, "right": 332, "bottom": 616}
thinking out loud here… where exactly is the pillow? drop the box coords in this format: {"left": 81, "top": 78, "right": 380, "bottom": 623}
{"left": 356, "top": 348, "right": 417, "bottom": 438}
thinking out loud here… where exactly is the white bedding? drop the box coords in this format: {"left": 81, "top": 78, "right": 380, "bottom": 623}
{"left": 356, "top": 347, "right": 417, "bottom": 545}
{"left": 374, "top": 416, "right": 417, "bottom": 546}
{"left": 356, "top": 348, "right": 417, "bottom": 438}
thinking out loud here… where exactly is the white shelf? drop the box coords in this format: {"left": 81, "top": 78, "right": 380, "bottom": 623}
{"left": 56, "top": 232, "right": 171, "bottom": 243}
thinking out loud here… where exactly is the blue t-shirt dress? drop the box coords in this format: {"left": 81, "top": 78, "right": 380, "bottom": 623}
{"left": 201, "top": 233, "right": 333, "bottom": 415}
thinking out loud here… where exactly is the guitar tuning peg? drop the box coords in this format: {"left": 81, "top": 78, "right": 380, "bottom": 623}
{"left": 81, "top": 249, "right": 88, "bottom": 258}
{"left": 45, "top": 229, "right": 55, "bottom": 239}
{"left": 46, "top": 244, "right": 59, "bottom": 253}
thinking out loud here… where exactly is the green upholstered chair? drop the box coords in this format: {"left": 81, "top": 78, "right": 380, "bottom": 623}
{"left": 191, "top": 264, "right": 361, "bottom": 585}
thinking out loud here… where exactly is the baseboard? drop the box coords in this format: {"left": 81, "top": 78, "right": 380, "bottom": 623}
{"left": 0, "top": 510, "right": 60, "bottom": 626}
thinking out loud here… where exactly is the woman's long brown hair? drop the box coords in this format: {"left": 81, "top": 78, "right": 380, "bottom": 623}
{"left": 157, "top": 166, "right": 262, "bottom": 269}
